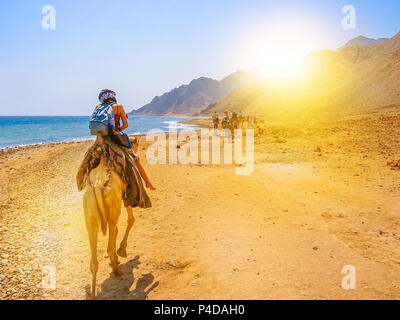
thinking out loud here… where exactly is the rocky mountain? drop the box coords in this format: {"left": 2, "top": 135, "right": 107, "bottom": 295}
{"left": 203, "top": 31, "right": 400, "bottom": 115}
{"left": 129, "top": 70, "right": 259, "bottom": 116}
{"left": 343, "top": 35, "right": 388, "bottom": 48}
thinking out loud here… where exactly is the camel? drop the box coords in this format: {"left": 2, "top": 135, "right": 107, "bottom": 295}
{"left": 83, "top": 136, "right": 139, "bottom": 300}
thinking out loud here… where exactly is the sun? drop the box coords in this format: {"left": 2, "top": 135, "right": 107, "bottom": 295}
{"left": 238, "top": 23, "right": 321, "bottom": 82}
{"left": 243, "top": 39, "right": 310, "bottom": 82}
{"left": 258, "top": 51, "right": 308, "bottom": 82}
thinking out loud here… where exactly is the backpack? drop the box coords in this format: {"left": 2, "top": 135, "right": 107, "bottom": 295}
{"left": 89, "top": 104, "right": 115, "bottom": 136}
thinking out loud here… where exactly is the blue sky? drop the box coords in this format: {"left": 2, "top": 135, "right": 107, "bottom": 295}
{"left": 0, "top": 0, "right": 399, "bottom": 115}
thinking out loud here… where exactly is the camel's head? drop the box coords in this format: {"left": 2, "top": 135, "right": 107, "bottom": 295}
{"left": 131, "top": 137, "right": 139, "bottom": 153}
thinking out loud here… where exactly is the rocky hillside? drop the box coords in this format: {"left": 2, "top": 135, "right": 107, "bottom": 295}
{"left": 129, "top": 70, "right": 259, "bottom": 116}
{"left": 342, "top": 35, "right": 388, "bottom": 48}
{"left": 203, "top": 32, "right": 400, "bottom": 115}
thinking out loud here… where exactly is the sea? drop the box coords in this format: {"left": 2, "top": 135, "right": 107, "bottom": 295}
{"left": 0, "top": 116, "right": 205, "bottom": 150}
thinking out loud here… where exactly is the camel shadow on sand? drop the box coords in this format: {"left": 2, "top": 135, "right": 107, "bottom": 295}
{"left": 85, "top": 255, "right": 159, "bottom": 300}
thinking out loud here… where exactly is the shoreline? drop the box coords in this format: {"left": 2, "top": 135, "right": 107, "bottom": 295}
{"left": 0, "top": 123, "right": 206, "bottom": 155}
{"left": 178, "top": 118, "right": 212, "bottom": 128}
{"left": 0, "top": 115, "right": 207, "bottom": 153}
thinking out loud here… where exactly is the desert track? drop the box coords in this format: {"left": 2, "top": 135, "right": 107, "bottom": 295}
{"left": 1, "top": 108, "right": 400, "bottom": 300}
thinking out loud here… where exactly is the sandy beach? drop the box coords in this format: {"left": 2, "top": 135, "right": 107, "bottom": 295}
{"left": 1, "top": 107, "right": 400, "bottom": 300}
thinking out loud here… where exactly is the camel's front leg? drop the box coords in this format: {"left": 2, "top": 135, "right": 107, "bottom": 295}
{"left": 83, "top": 190, "right": 100, "bottom": 300}
{"left": 117, "top": 206, "right": 135, "bottom": 258}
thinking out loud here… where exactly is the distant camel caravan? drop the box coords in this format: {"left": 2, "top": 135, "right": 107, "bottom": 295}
{"left": 79, "top": 135, "right": 147, "bottom": 300}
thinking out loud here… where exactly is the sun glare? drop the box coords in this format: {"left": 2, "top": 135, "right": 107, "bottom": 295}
{"left": 239, "top": 23, "right": 321, "bottom": 83}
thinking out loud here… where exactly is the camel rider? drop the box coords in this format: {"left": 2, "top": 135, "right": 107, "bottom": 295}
{"left": 96, "top": 89, "right": 156, "bottom": 190}
{"left": 232, "top": 112, "right": 239, "bottom": 129}
{"left": 212, "top": 112, "right": 219, "bottom": 129}
{"left": 221, "top": 111, "right": 229, "bottom": 129}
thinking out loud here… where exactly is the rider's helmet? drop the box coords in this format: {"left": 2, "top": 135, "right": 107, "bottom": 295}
{"left": 98, "top": 89, "right": 117, "bottom": 105}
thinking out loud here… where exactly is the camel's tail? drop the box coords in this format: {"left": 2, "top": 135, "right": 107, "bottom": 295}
{"left": 94, "top": 187, "right": 108, "bottom": 236}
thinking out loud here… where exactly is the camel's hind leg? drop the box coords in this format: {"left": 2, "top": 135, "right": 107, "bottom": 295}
{"left": 117, "top": 206, "right": 135, "bottom": 258}
{"left": 108, "top": 222, "right": 123, "bottom": 276}
{"left": 83, "top": 189, "right": 100, "bottom": 300}
{"left": 106, "top": 199, "right": 123, "bottom": 275}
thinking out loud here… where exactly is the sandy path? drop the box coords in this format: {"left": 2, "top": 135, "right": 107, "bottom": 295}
{"left": 1, "top": 109, "right": 400, "bottom": 300}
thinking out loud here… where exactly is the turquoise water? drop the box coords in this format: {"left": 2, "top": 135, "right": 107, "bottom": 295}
{"left": 0, "top": 116, "right": 203, "bottom": 149}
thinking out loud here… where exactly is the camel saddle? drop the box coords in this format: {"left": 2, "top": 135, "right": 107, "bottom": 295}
{"left": 76, "top": 137, "right": 152, "bottom": 209}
